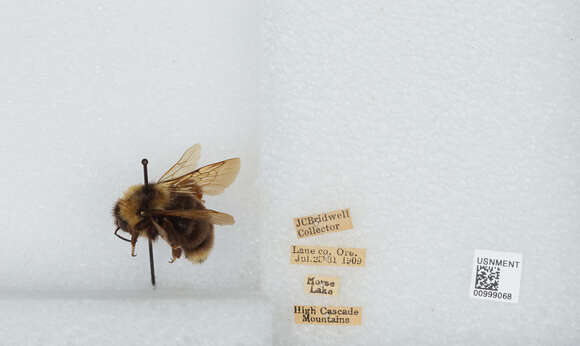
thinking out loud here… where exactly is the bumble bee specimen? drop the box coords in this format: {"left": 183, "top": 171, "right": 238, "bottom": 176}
{"left": 113, "top": 144, "right": 240, "bottom": 263}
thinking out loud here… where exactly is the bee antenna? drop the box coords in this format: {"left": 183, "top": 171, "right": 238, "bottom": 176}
{"left": 114, "top": 227, "right": 131, "bottom": 242}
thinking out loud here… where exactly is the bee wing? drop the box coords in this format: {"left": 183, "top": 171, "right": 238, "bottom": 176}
{"left": 158, "top": 144, "right": 202, "bottom": 183}
{"left": 159, "top": 158, "right": 240, "bottom": 196}
{"left": 150, "top": 209, "right": 235, "bottom": 225}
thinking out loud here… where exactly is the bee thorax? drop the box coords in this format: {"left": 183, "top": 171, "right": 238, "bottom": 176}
{"left": 117, "top": 184, "right": 170, "bottom": 230}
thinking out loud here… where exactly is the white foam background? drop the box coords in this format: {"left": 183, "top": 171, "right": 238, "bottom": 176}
{"left": 261, "top": 1, "right": 580, "bottom": 345}
{"left": 0, "top": 0, "right": 261, "bottom": 292}
{"left": 0, "top": 291, "right": 272, "bottom": 346}
{"left": 2, "top": 0, "right": 580, "bottom": 345}
{"left": 0, "top": 1, "right": 269, "bottom": 344}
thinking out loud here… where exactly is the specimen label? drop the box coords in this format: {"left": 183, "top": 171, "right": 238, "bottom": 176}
{"left": 294, "top": 305, "right": 362, "bottom": 326}
{"left": 469, "top": 249, "right": 523, "bottom": 303}
{"left": 290, "top": 245, "right": 366, "bottom": 266}
{"left": 293, "top": 208, "right": 353, "bottom": 238}
{"left": 304, "top": 275, "right": 339, "bottom": 296}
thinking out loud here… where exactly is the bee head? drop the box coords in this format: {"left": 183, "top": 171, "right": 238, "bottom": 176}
{"left": 112, "top": 185, "right": 146, "bottom": 241}
{"left": 113, "top": 200, "right": 130, "bottom": 232}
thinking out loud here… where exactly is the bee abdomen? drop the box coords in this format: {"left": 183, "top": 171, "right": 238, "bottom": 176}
{"left": 183, "top": 229, "right": 214, "bottom": 264}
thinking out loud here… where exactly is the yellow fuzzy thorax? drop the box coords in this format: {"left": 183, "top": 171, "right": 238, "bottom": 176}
{"left": 118, "top": 184, "right": 170, "bottom": 229}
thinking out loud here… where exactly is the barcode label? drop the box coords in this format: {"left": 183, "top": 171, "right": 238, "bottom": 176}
{"left": 469, "top": 249, "right": 523, "bottom": 303}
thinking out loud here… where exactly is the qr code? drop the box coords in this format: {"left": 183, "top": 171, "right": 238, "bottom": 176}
{"left": 474, "top": 265, "right": 500, "bottom": 291}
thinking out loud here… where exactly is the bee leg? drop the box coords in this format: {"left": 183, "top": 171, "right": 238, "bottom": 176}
{"left": 169, "top": 246, "right": 182, "bottom": 263}
{"left": 131, "top": 232, "right": 138, "bottom": 257}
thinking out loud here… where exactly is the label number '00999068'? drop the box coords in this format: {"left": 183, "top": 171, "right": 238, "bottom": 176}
{"left": 469, "top": 249, "right": 523, "bottom": 304}
{"left": 472, "top": 289, "right": 512, "bottom": 301}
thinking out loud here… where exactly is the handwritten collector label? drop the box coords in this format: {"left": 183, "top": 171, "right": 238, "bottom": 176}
{"left": 290, "top": 246, "right": 366, "bottom": 266}
{"left": 304, "top": 275, "right": 339, "bottom": 296}
{"left": 293, "top": 209, "right": 353, "bottom": 238}
{"left": 294, "top": 305, "right": 362, "bottom": 326}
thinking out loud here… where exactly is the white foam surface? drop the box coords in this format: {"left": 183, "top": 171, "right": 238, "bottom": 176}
{"left": 0, "top": 290, "right": 272, "bottom": 346}
{"left": 0, "top": 0, "right": 261, "bottom": 292}
{"left": 261, "top": 1, "right": 580, "bottom": 345}
{"left": 0, "top": 1, "right": 266, "bottom": 344}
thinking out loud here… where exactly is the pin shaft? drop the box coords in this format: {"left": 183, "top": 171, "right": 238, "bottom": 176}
{"left": 142, "top": 158, "right": 156, "bottom": 287}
